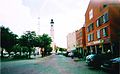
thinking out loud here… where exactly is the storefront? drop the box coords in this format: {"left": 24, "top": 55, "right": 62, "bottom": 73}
{"left": 86, "top": 38, "right": 112, "bottom": 55}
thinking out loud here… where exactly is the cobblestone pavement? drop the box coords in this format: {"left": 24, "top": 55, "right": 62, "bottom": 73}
{"left": 1, "top": 54, "right": 108, "bottom": 74}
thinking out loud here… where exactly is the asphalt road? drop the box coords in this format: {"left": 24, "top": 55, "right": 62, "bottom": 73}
{"left": 1, "top": 54, "right": 108, "bottom": 74}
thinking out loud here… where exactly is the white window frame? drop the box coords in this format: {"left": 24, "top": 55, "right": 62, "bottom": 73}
{"left": 96, "top": 20, "right": 99, "bottom": 27}
{"left": 91, "top": 33, "right": 94, "bottom": 41}
{"left": 103, "top": 12, "right": 109, "bottom": 23}
{"left": 88, "top": 34, "right": 90, "bottom": 42}
{"left": 103, "top": 27, "right": 108, "bottom": 37}
{"left": 89, "top": 9, "right": 93, "bottom": 20}
{"left": 97, "top": 30, "right": 101, "bottom": 39}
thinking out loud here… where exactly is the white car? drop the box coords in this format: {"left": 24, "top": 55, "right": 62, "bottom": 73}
{"left": 68, "top": 52, "right": 73, "bottom": 57}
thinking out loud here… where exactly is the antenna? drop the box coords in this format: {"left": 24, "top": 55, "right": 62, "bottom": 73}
{"left": 37, "top": 17, "right": 40, "bottom": 35}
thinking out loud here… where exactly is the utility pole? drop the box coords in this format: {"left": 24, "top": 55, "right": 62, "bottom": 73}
{"left": 37, "top": 17, "right": 41, "bottom": 55}
{"left": 37, "top": 17, "right": 40, "bottom": 35}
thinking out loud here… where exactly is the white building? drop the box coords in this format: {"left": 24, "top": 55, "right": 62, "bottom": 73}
{"left": 67, "top": 32, "right": 76, "bottom": 51}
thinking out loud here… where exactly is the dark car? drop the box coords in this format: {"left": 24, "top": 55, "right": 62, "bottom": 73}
{"left": 101, "top": 57, "right": 120, "bottom": 74}
{"left": 86, "top": 54, "right": 110, "bottom": 68}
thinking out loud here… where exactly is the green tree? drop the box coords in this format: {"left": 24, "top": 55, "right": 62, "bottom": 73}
{"left": 1, "top": 26, "right": 18, "bottom": 58}
{"left": 12, "top": 44, "right": 21, "bottom": 55}
{"left": 19, "top": 31, "right": 36, "bottom": 58}
{"left": 21, "top": 46, "right": 29, "bottom": 54}
{"left": 58, "top": 47, "right": 66, "bottom": 53}
{"left": 35, "top": 34, "right": 52, "bottom": 57}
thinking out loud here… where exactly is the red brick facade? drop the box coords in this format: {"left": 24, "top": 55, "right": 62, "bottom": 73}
{"left": 76, "top": 27, "right": 86, "bottom": 49}
{"left": 84, "top": 0, "right": 120, "bottom": 56}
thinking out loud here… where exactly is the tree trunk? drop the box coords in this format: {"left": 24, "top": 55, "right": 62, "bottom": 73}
{"left": 28, "top": 47, "right": 31, "bottom": 58}
{"left": 8, "top": 51, "right": 10, "bottom": 58}
{"left": 20, "top": 49, "right": 22, "bottom": 56}
{"left": 41, "top": 48, "right": 44, "bottom": 57}
{"left": 1, "top": 48, "right": 4, "bottom": 58}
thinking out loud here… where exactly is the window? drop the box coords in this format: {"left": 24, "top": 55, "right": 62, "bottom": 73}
{"left": 100, "top": 16, "right": 103, "bottom": 24}
{"left": 96, "top": 20, "right": 100, "bottom": 27}
{"left": 96, "top": 16, "right": 103, "bottom": 27}
{"left": 103, "top": 4, "right": 107, "bottom": 8}
{"left": 88, "top": 34, "right": 91, "bottom": 42}
{"left": 89, "top": 9, "right": 93, "bottom": 20}
{"left": 103, "top": 13, "right": 109, "bottom": 23}
{"left": 91, "top": 33, "right": 94, "bottom": 41}
{"left": 87, "top": 26, "right": 90, "bottom": 32}
{"left": 90, "top": 23, "right": 94, "bottom": 30}
{"left": 87, "top": 23, "right": 94, "bottom": 32}
{"left": 100, "top": 4, "right": 107, "bottom": 12}
{"left": 103, "top": 27, "right": 108, "bottom": 37}
{"left": 88, "top": 33, "right": 94, "bottom": 42}
{"left": 80, "top": 32, "right": 82, "bottom": 37}
{"left": 97, "top": 30, "right": 101, "bottom": 39}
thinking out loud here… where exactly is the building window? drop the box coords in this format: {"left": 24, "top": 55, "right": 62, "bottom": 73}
{"left": 90, "top": 23, "right": 94, "bottom": 30}
{"left": 103, "top": 4, "right": 107, "bottom": 8}
{"left": 89, "top": 9, "right": 93, "bottom": 20}
{"left": 88, "top": 33, "right": 94, "bottom": 42}
{"left": 91, "top": 33, "right": 94, "bottom": 41}
{"left": 87, "top": 26, "right": 90, "bottom": 32}
{"left": 103, "top": 27, "right": 108, "bottom": 37}
{"left": 100, "top": 16, "right": 103, "bottom": 24}
{"left": 87, "top": 23, "right": 94, "bottom": 32}
{"left": 103, "top": 13, "right": 109, "bottom": 23}
{"left": 97, "top": 30, "right": 101, "bottom": 39}
{"left": 80, "top": 32, "right": 82, "bottom": 37}
{"left": 88, "top": 34, "right": 91, "bottom": 42}
{"left": 96, "top": 20, "right": 100, "bottom": 27}
{"left": 96, "top": 16, "right": 103, "bottom": 27}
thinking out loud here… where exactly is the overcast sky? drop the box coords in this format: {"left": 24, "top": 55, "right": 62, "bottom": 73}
{"left": 0, "top": 0, "right": 90, "bottom": 48}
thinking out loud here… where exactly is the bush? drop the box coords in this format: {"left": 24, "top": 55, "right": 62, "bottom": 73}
{"left": 13, "top": 54, "right": 28, "bottom": 59}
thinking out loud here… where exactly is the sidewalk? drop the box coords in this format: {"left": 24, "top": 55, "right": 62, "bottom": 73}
{"left": 72, "top": 57, "right": 86, "bottom": 62}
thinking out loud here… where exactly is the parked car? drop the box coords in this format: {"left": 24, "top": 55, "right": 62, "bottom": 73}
{"left": 3, "top": 52, "right": 9, "bottom": 57}
{"left": 101, "top": 57, "right": 120, "bottom": 74}
{"left": 68, "top": 52, "right": 73, "bottom": 56}
{"left": 86, "top": 54, "right": 111, "bottom": 68}
{"left": 68, "top": 52, "right": 74, "bottom": 58}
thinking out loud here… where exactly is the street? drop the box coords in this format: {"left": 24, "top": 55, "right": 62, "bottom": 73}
{"left": 1, "top": 54, "right": 108, "bottom": 74}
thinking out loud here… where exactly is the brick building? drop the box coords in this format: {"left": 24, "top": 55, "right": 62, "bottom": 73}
{"left": 76, "top": 27, "right": 86, "bottom": 56}
{"left": 85, "top": 0, "right": 120, "bottom": 57}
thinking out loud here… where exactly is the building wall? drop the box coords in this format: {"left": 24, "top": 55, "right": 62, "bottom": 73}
{"left": 109, "top": 4, "right": 120, "bottom": 41}
{"left": 75, "top": 27, "right": 86, "bottom": 57}
{"left": 67, "top": 32, "right": 76, "bottom": 51}
{"left": 66, "top": 0, "right": 120, "bottom": 57}
{"left": 76, "top": 27, "right": 86, "bottom": 48}
{"left": 85, "top": 1, "right": 110, "bottom": 46}
{"left": 76, "top": 29, "right": 81, "bottom": 47}
{"left": 85, "top": 0, "right": 120, "bottom": 55}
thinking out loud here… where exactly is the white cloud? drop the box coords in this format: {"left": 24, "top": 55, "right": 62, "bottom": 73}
{"left": 0, "top": 0, "right": 36, "bottom": 36}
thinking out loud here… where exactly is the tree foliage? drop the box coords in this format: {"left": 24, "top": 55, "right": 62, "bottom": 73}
{"left": 1, "top": 26, "right": 52, "bottom": 59}
{"left": 36, "top": 34, "right": 52, "bottom": 56}
{"left": 1, "top": 26, "right": 18, "bottom": 57}
{"left": 19, "top": 31, "right": 36, "bottom": 58}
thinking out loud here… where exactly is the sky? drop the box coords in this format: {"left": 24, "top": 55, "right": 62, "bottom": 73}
{"left": 0, "top": 0, "right": 90, "bottom": 48}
